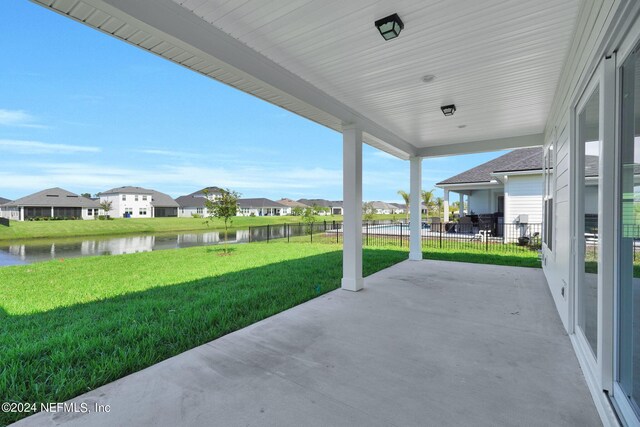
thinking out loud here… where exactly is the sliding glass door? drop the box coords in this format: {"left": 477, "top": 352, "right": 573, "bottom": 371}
{"left": 617, "top": 43, "right": 640, "bottom": 421}
{"left": 576, "top": 82, "right": 601, "bottom": 360}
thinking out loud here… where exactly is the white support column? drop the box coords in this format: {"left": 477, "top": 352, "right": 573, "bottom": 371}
{"left": 443, "top": 189, "right": 450, "bottom": 223}
{"left": 409, "top": 156, "right": 422, "bottom": 261}
{"left": 19, "top": 206, "right": 24, "bottom": 221}
{"left": 459, "top": 192, "right": 464, "bottom": 218}
{"left": 341, "top": 124, "right": 363, "bottom": 292}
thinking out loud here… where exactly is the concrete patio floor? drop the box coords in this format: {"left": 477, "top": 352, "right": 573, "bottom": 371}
{"left": 15, "top": 260, "right": 600, "bottom": 427}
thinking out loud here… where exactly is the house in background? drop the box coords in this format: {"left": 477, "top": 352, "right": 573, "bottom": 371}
{"left": 175, "top": 187, "right": 224, "bottom": 218}
{"left": 237, "top": 198, "right": 286, "bottom": 216}
{"left": 0, "top": 188, "right": 100, "bottom": 221}
{"left": 368, "top": 201, "right": 401, "bottom": 215}
{"left": 275, "top": 198, "right": 309, "bottom": 215}
{"left": 297, "top": 199, "right": 343, "bottom": 215}
{"left": 149, "top": 190, "right": 179, "bottom": 217}
{"left": 436, "top": 148, "right": 544, "bottom": 227}
{"left": 0, "top": 197, "right": 10, "bottom": 219}
{"left": 99, "top": 186, "right": 177, "bottom": 218}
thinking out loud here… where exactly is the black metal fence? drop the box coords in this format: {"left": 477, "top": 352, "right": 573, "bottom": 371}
{"left": 0, "top": 218, "right": 8, "bottom": 227}
{"left": 247, "top": 220, "right": 543, "bottom": 253}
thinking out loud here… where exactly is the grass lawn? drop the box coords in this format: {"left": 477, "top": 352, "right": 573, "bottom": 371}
{"left": 0, "top": 214, "right": 401, "bottom": 242}
{"left": 0, "top": 242, "right": 407, "bottom": 425}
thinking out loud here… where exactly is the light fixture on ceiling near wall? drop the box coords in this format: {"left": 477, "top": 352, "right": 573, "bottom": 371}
{"left": 375, "top": 13, "right": 404, "bottom": 41}
{"left": 421, "top": 74, "right": 436, "bottom": 83}
{"left": 441, "top": 104, "right": 456, "bottom": 116}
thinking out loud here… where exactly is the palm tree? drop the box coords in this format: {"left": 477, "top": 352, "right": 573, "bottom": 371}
{"left": 397, "top": 190, "right": 410, "bottom": 222}
{"left": 435, "top": 197, "right": 444, "bottom": 219}
{"left": 421, "top": 189, "right": 436, "bottom": 218}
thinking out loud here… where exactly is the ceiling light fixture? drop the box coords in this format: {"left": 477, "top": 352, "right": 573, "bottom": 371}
{"left": 458, "top": 124, "right": 467, "bottom": 128}
{"left": 375, "top": 13, "right": 404, "bottom": 41}
{"left": 441, "top": 104, "right": 456, "bottom": 116}
{"left": 422, "top": 74, "right": 435, "bottom": 83}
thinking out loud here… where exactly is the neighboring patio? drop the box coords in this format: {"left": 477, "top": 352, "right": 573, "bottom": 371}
{"left": 14, "top": 260, "right": 599, "bottom": 427}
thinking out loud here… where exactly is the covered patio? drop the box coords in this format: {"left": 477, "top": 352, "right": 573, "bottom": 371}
{"left": 15, "top": 260, "right": 599, "bottom": 427}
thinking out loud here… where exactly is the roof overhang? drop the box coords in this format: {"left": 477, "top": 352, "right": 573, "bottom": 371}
{"left": 436, "top": 181, "right": 502, "bottom": 192}
{"left": 31, "top": 0, "right": 577, "bottom": 159}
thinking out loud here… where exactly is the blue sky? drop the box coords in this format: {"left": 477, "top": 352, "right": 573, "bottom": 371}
{"left": 0, "top": 1, "right": 506, "bottom": 202}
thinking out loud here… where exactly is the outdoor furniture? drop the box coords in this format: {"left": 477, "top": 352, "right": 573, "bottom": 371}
{"left": 458, "top": 216, "right": 474, "bottom": 234}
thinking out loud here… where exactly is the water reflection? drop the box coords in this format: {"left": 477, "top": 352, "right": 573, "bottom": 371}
{"left": 0, "top": 227, "right": 289, "bottom": 266}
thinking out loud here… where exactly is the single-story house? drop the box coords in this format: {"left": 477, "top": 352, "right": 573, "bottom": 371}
{"left": 176, "top": 195, "right": 207, "bottom": 218}
{"left": 0, "top": 197, "right": 10, "bottom": 219}
{"left": 237, "top": 198, "right": 286, "bottom": 217}
{"left": 0, "top": 188, "right": 101, "bottom": 221}
{"left": 275, "top": 198, "right": 309, "bottom": 215}
{"left": 99, "top": 186, "right": 178, "bottom": 218}
{"left": 297, "top": 199, "right": 343, "bottom": 215}
{"left": 175, "top": 187, "right": 224, "bottom": 217}
{"left": 436, "top": 148, "right": 544, "bottom": 226}
{"left": 367, "top": 201, "right": 401, "bottom": 215}
{"left": 389, "top": 203, "right": 406, "bottom": 214}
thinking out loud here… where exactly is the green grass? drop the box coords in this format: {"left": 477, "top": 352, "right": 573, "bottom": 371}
{"left": 0, "top": 215, "right": 401, "bottom": 242}
{"left": 0, "top": 242, "right": 407, "bottom": 426}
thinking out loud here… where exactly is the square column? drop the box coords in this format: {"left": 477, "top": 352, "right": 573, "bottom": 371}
{"left": 341, "top": 124, "right": 363, "bottom": 291}
{"left": 443, "top": 189, "right": 450, "bottom": 223}
{"left": 409, "top": 156, "right": 423, "bottom": 261}
{"left": 459, "top": 192, "right": 464, "bottom": 217}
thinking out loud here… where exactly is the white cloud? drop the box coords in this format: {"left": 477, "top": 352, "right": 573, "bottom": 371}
{"left": 0, "top": 161, "right": 344, "bottom": 199}
{"left": 0, "top": 140, "right": 101, "bottom": 154}
{"left": 0, "top": 109, "right": 47, "bottom": 128}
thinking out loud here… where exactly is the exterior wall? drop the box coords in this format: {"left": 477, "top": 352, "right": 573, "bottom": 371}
{"left": 237, "top": 207, "right": 283, "bottom": 216}
{"left": 467, "top": 188, "right": 503, "bottom": 215}
{"left": 178, "top": 207, "right": 208, "bottom": 217}
{"left": 100, "top": 193, "right": 153, "bottom": 218}
{"left": 81, "top": 208, "right": 101, "bottom": 220}
{"left": 503, "top": 175, "right": 543, "bottom": 224}
{"left": 0, "top": 207, "right": 20, "bottom": 220}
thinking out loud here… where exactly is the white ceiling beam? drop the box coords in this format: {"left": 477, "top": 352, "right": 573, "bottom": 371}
{"left": 416, "top": 133, "right": 544, "bottom": 158}
{"left": 42, "top": 0, "right": 416, "bottom": 157}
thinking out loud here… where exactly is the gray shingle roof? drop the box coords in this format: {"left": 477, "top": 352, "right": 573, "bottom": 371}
{"left": 100, "top": 186, "right": 154, "bottom": 195}
{"left": 149, "top": 190, "right": 179, "bottom": 207}
{"left": 369, "top": 201, "right": 399, "bottom": 210}
{"left": 3, "top": 188, "right": 100, "bottom": 208}
{"left": 189, "top": 187, "right": 224, "bottom": 197}
{"left": 175, "top": 195, "right": 206, "bottom": 208}
{"left": 276, "top": 198, "right": 309, "bottom": 208}
{"left": 0, "top": 197, "right": 10, "bottom": 205}
{"left": 238, "top": 198, "right": 286, "bottom": 208}
{"left": 437, "top": 147, "right": 543, "bottom": 185}
{"left": 297, "top": 199, "right": 343, "bottom": 208}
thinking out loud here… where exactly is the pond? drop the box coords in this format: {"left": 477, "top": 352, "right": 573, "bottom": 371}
{"left": 0, "top": 224, "right": 312, "bottom": 266}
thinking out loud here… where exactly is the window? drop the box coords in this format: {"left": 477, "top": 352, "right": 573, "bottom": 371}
{"left": 122, "top": 195, "right": 126, "bottom": 201}
{"left": 124, "top": 208, "right": 133, "bottom": 215}
{"left": 543, "top": 143, "right": 554, "bottom": 250}
{"left": 87, "top": 209, "right": 93, "bottom": 216}
{"left": 196, "top": 208, "right": 203, "bottom": 214}
{"left": 135, "top": 195, "right": 139, "bottom": 201}
{"left": 142, "top": 195, "right": 147, "bottom": 201}
{"left": 139, "top": 208, "right": 147, "bottom": 216}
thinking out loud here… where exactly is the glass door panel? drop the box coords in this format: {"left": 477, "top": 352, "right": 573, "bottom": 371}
{"left": 577, "top": 86, "right": 601, "bottom": 357}
{"left": 618, "top": 45, "right": 640, "bottom": 418}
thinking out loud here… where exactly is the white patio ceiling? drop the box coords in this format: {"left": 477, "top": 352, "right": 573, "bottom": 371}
{"left": 34, "top": 0, "right": 580, "bottom": 158}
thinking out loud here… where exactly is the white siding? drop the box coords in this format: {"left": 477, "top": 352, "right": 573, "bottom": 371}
{"left": 542, "top": 0, "right": 623, "bottom": 331}
{"left": 504, "top": 175, "right": 543, "bottom": 224}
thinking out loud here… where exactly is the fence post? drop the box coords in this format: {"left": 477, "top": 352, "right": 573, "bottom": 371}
{"left": 336, "top": 222, "right": 339, "bottom": 244}
{"left": 249, "top": 226, "right": 251, "bottom": 243}
{"left": 439, "top": 223, "right": 442, "bottom": 249}
{"left": 485, "top": 226, "right": 489, "bottom": 252}
{"left": 287, "top": 223, "right": 290, "bottom": 243}
{"left": 400, "top": 223, "right": 403, "bottom": 247}
{"left": 366, "top": 222, "right": 369, "bottom": 246}
{"left": 311, "top": 223, "right": 313, "bottom": 243}
{"left": 324, "top": 220, "right": 327, "bottom": 231}
{"left": 267, "top": 224, "right": 270, "bottom": 243}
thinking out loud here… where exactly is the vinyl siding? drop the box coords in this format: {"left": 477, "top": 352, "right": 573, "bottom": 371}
{"left": 504, "top": 175, "right": 543, "bottom": 224}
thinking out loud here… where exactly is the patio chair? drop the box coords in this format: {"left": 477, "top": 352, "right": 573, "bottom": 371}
{"left": 458, "top": 216, "right": 474, "bottom": 234}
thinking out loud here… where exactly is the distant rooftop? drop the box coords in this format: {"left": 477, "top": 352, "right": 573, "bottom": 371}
{"left": 100, "top": 186, "right": 155, "bottom": 195}
{"left": 437, "top": 148, "right": 543, "bottom": 185}
{"left": 276, "top": 198, "right": 309, "bottom": 208}
{"left": 0, "top": 197, "right": 10, "bottom": 205}
{"left": 3, "top": 188, "right": 100, "bottom": 208}
{"left": 238, "top": 198, "right": 286, "bottom": 208}
{"left": 298, "top": 199, "right": 343, "bottom": 208}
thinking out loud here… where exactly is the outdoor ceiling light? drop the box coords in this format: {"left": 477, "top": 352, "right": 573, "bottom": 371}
{"left": 441, "top": 104, "right": 456, "bottom": 116}
{"left": 375, "top": 13, "right": 404, "bottom": 41}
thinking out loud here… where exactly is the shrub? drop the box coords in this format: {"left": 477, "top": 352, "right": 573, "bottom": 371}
{"left": 191, "top": 213, "right": 202, "bottom": 219}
